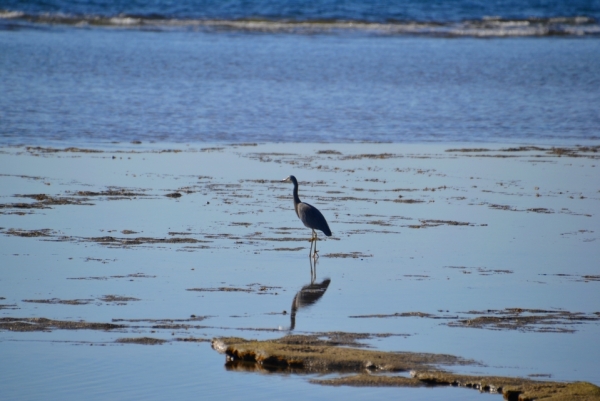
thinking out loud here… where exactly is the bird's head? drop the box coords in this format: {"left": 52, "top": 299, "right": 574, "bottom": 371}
{"left": 282, "top": 175, "right": 297, "bottom": 185}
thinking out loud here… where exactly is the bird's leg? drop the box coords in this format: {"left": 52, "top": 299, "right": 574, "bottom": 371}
{"left": 312, "top": 230, "right": 319, "bottom": 259}
{"left": 308, "top": 230, "right": 314, "bottom": 257}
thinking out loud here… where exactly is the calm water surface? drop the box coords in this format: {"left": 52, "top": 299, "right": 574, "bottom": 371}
{"left": 1, "top": 27, "right": 599, "bottom": 145}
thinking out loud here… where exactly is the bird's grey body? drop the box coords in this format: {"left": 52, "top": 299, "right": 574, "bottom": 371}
{"left": 283, "top": 175, "right": 332, "bottom": 257}
{"left": 295, "top": 202, "right": 332, "bottom": 236}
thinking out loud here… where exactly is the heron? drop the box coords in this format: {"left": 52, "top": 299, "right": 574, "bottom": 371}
{"left": 282, "top": 175, "right": 332, "bottom": 258}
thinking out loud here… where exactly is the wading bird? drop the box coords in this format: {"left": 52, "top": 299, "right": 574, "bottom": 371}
{"left": 282, "top": 175, "right": 332, "bottom": 258}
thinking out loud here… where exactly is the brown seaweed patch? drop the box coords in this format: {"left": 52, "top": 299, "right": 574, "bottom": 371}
{"left": 501, "top": 146, "right": 547, "bottom": 152}
{"left": 316, "top": 371, "right": 600, "bottom": 400}
{"left": 68, "top": 273, "right": 155, "bottom": 280}
{"left": 86, "top": 236, "right": 204, "bottom": 246}
{"left": 548, "top": 146, "right": 600, "bottom": 157}
{"left": 213, "top": 334, "right": 473, "bottom": 374}
{"left": 26, "top": 146, "right": 104, "bottom": 154}
{"left": 448, "top": 308, "right": 600, "bottom": 333}
{"left": 187, "top": 283, "right": 281, "bottom": 295}
{"left": 476, "top": 267, "right": 513, "bottom": 275}
{"left": 341, "top": 153, "right": 398, "bottom": 160}
{"left": 446, "top": 148, "right": 493, "bottom": 153}
{"left": 412, "top": 371, "right": 600, "bottom": 400}
{"left": 488, "top": 204, "right": 516, "bottom": 211}
{"left": 276, "top": 332, "right": 405, "bottom": 348}
{"left": 323, "top": 252, "right": 372, "bottom": 258}
{"left": 116, "top": 337, "right": 167, "bottom": 345}
{"left": 331, "top": 195, "right": 379, "bottom": 202}
{"left": 73, "top": 188, "right": 147, "bottom": 197}
{"left": 366, "top": 220, "right": 393, "bottom": 226}
{"left": 0, "top": 227, "right": 311, "bottom": 250}
{"left": 0, "top": 203, "right": 47, "bottom": 212}
{"left": 13, "top": 194, "right": 93, "bottom": 206}
{"left": 260, "top": 237, "right": 315, "bottom": 242}
{"left": 22, "top": 298, "right": 94, "bottom": 305}
{"left": 213, "top": 335, "right": 600, "bottom": 398}
{"left": 527, "top": 207, "right": 553, "bottom": 214}
{"left": 4, "top": 228, "right": 55, "bottom": 237}
{"left": 349, "top": 311, "right": 462, "bottom": 320}
{"left": 349, "top": 312, "right": 441, "bottom": 319}
{"left": 409, "top": 220, "right": 477, "bottom": 228}
{"left": 0, "top": 173, "right": 46, "bottom": 180}
{"left": 241, "top": 179, "right": 272, "bottom": 184}
{"left": 22, "top": 295, "right": 139, "bottom": 305}
{"left": 176, "top": 337, "right": 212, "bottom": 343}
{"left": 446, "top": 145, "right": 600, "bottom": 160}
{"left": 230, "top": 222, "right": 252, "bottom": 227}
{"left": 488, "top": 204, "right": 554, "bottom": 214}
{"left": 539, "top": 273, "right": 600, "bottom": 282}
{"left": 99, "top": 295, "right": 140, "bottom": 303}
{"left": 311, "top": 374, "right": 422, "bottom": 387}
{"left": 188, "top": 287, "right": 253, "bottom": 293}
{"left": 349, "top": 308, "right": 599, "bottom": 332}
{"left": 269, "top": 247, "right": 305, "bottom": 251}
{"left": 393, "top": 198, "right": 425, "bottom": 204}
{"left": 422, "top": 219, "right": 471, "bottom": 226}
{"left": 561, "top": 229, "right": 594, "bottom": 237}
{"left": 112, "top": 316, "right": 210, "bottom": 324}
{"left": 0, "top": 317, "right": 124, "bottom": 332}
{"left": 389, "top": 188, "right": 419, "bottom": 192}
{"left": 84, "top": 257, "right": 116, "bottom": 263}
{"left": 445, "top": 266, "right": 513, "bottom": 275}
{"left": 403, "top": 274, "right": 431, "bottom": 280}
{"left": 447, "top": 146, "right": 542, "bottom": 154}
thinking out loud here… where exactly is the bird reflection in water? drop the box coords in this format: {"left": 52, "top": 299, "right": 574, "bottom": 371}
{"left": 289, "top": 257, "right": 330, "bottom": 331}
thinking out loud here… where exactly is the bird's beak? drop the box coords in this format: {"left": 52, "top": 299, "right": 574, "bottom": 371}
{"left": 282, "top": 176, "right": 291, "bottom": 182}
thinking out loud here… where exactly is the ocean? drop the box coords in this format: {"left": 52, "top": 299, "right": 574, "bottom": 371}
{"left": 1, "top": 0, "right": 600, "bottom": 145}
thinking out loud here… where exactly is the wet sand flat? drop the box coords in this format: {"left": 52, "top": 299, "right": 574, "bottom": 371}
{"left": 0, "top": 143, "right": 599, "bottom": 400}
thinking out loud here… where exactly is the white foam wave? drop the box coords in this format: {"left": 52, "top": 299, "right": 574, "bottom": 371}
{"left": 1, "top": 10, "right": 598, "bottom": 37}
{"left": 108, "top": 17, "right": 142, "bottom": 25}
{"left": 0, "top": 10, "right": 25, "bottom": 19}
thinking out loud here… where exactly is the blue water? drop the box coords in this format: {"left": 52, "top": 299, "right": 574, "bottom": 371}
{"left": 1, "top": 0, "right": 600, "bottom": 145}
{"left": 3, "top": 0, "right": 600, "bottom": 28}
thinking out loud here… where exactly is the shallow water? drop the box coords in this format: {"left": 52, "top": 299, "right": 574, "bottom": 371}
{"left": 1, "top": 143, "right": 599, "bottom": 399}
{"left": 1, "top": 342, "right": 493, "bottom": 401}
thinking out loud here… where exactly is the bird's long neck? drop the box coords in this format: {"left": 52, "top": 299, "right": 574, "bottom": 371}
{"left": 293, "top": 181, "right": 301, "bottom": 210}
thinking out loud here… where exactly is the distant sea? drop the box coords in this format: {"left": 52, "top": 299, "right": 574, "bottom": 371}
{"left": 1, "top": 0, "right": 600, "bottom": 145}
